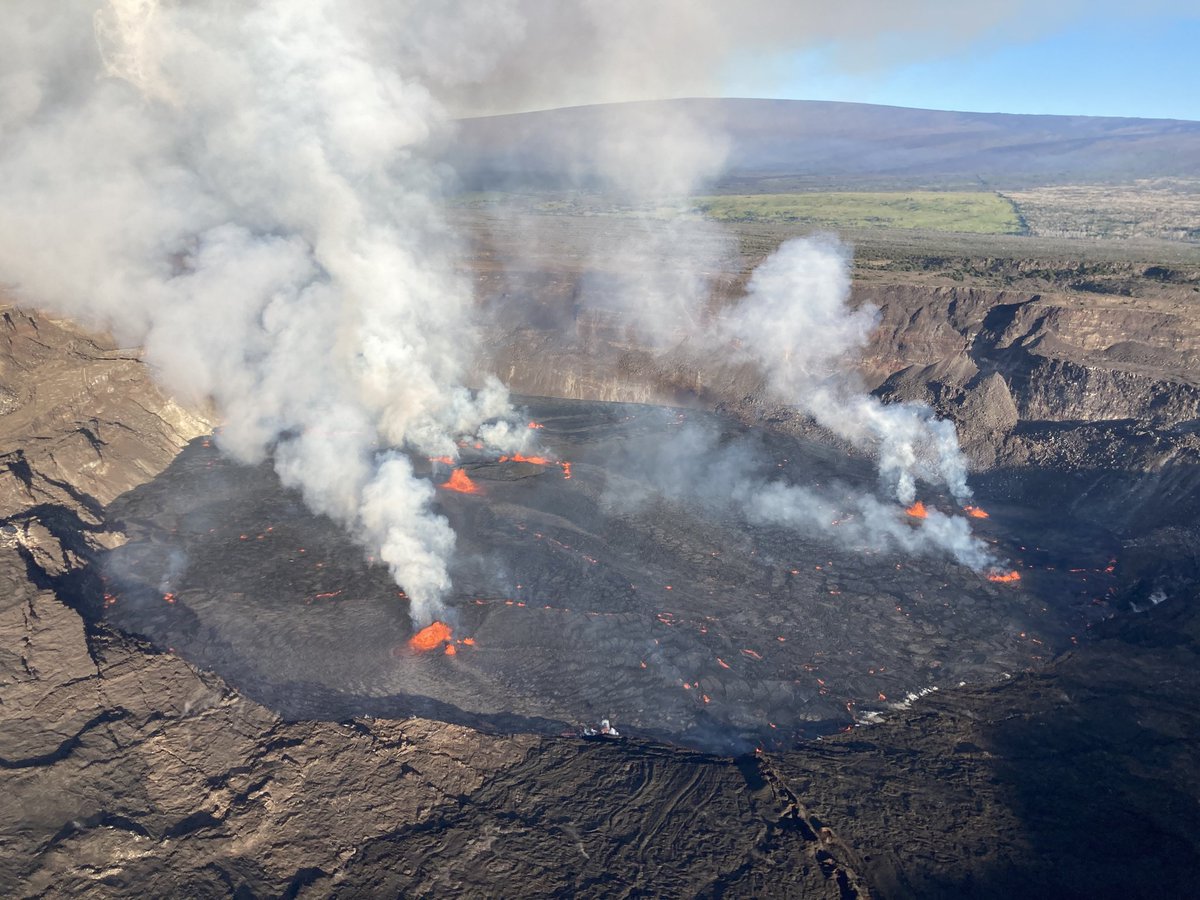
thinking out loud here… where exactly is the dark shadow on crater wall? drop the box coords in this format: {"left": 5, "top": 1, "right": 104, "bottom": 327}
{"left": 919, "top": 597, "right": 1200, "bottom": 900}
{"left": 767, "top": 531, "right": 1200, "bottom": 900}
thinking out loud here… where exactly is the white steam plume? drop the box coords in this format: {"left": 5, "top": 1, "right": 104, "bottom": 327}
{"left": 588, "top": 231, "right": 985, "bottom": 562}
{"left": 0, "top": 2, "right": 533, "bottom": 625}
{"left": 0, "top": 0, "right": 1102, "bottom": 619}
{"left": 481, "top": 120, "right": 981, "bottom": 549}
{"left": 743, "top": 482, "right": 989, "bottom": 570}
{"left": 465, "top": 108, "right": 981, "bottom": 554}
{"left": 719, "top": 237, "right": 972, "bottom": 505}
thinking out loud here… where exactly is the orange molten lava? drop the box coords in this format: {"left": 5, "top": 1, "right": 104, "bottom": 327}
{"left": 409, "top": 620, "right": 453, "bottom": 651}
{"left": 905, "top": 501, "right": 928, "bottom": 519}
{"left": 500, "top": 453, "right": 550, "bottom": 465}
{"left": 528, "top": 421, "right": 544, "bottom": 429}
{"left": 440, "top": 468, "right": 480, "bottom": 494}
{"left": 964, "top": 505, "right": 990, "bottom": 519}
{"left": 987, "top": 570, "right": 1022, "bottom": 584}
{"left": 429, "top": 455, "right": 455, "bottom": 466}
{"left": 443, "top": 643, "right": 457, "bottom": 656}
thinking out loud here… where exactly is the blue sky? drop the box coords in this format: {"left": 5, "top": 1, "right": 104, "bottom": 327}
{"left": 741, "top": 15, "right": 1200, "bottom": 121}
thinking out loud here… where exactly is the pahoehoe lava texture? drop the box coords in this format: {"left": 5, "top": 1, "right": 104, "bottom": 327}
{"left": 100, "top": 398, "right": 1119, "bottom": 751}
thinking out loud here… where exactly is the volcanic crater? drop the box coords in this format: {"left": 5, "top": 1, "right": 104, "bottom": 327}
{"left": 98, "top": 396, "right": 1121, "bottom": 752}
{"left": 5, "top": 236, "right": 1200, "bottom": 896}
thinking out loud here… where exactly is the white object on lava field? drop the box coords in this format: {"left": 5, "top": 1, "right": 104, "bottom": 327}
{"left": 1131, "top": 588, "right": 1169, "bottom": 613}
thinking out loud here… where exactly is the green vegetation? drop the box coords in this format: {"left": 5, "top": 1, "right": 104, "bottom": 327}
{"left": 693, "top": 191, "right": 1025, "bottom": 235}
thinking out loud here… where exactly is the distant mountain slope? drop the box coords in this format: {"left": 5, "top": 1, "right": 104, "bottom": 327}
{"left": 446, "top": 98, "right": 1200, "bottom": 191}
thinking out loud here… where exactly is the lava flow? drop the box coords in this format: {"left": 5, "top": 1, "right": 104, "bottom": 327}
{"left": 409, "top": 620, "right": 453, "bottom": 651}
{"left": 987, "top": 569, "right": 1022, "bottom": 584}
{"left": 964, "top": 505, "right": 990, "bottom": 519}
{"left": 500, "top": 452, "right": 573, "bottom": 479}
{"left": 441, "top": 468, "right": 481, "bottom": 494}
{"left": 905, "top": 500, "right": 928, "bottom": 519}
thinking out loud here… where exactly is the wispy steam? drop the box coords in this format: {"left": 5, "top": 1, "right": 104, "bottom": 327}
{"left": 610, "top": 420, "right": 990, "bottom": 571}
{"left": 497, "top": 129, "right": 984, "bottom": 560}
{"left": 575, "top": 226, "right": 985, "bottom": 564}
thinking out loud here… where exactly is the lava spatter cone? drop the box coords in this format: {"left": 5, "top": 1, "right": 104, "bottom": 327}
{"left": 905, "top": 500, "right": 928, "bottom": 519}
{"left": 409, "top": 620, "right": 453, "bottom": 651}
{"left": 440, "top": 468, "right": 481, "bottom": 494}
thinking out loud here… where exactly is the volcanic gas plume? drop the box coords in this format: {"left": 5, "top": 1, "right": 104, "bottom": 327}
{"left": 1, "top": 1, "right": 543, "bottom": 624}
{"left": 0, "top": 1, "right": 1037, "bottom": 624}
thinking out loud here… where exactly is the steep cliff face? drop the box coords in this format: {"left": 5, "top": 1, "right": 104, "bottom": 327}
{"left": 0, "top": 308, "right": 210, "bottom": 586}
{"left": 860, "top": 280, "right": 1200, "bottom": 540}
{"left": 0, "top": 309, "right": 211, "bottom": 506}
{"left": 478, "top": 262, "right": 1200, "bottom": 486}
{"left": 866, "top": 284, "right": 1200, "bottom": 426}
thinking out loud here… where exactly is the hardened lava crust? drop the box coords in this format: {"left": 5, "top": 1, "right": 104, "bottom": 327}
{"left": 100, "top": 398, "right": 1119, "bottom": 752}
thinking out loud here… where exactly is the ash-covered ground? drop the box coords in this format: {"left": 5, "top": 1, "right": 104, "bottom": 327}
{"left": 98, "top": 397, "right": 1119, "bottom": 752}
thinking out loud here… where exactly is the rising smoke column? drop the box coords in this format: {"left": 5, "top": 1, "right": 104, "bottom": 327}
{"left": 0, "top": 1, "right": 531, "bottom": 624}
{"left": 603, "top": 234, "right": 989, "bottom": 566}
{"left": 496, "top": 119, "right": 985, "bottom": 558}
{"left": 509, "top": 120, "right": 986, "bottom": 561}
{"left": 719, "top": 236, "right": 972, "bottom": 506}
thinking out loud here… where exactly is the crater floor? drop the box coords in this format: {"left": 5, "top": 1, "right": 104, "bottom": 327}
{"left": 100, "top": 398, "right": 1119, "bottom": 751}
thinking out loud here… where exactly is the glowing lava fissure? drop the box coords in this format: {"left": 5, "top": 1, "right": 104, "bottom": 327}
{"left": 905, "top": 500, "right": 928, "bottom": 519}
{"left": 441, "top": 468, "right": 481, "bottom": 494}
{"left": 500, "top": 452, "right": 572, "bottom": 479}
{"left": 435, "top": 445, "right": 572, "bottom": 485}
{"left": 499, "top": 453, "right": 551, "bottom": 465}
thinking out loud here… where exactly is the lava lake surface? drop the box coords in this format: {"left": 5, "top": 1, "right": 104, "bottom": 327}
{"left": 98, "top": 397, "right": 1119, "bottom": 752}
